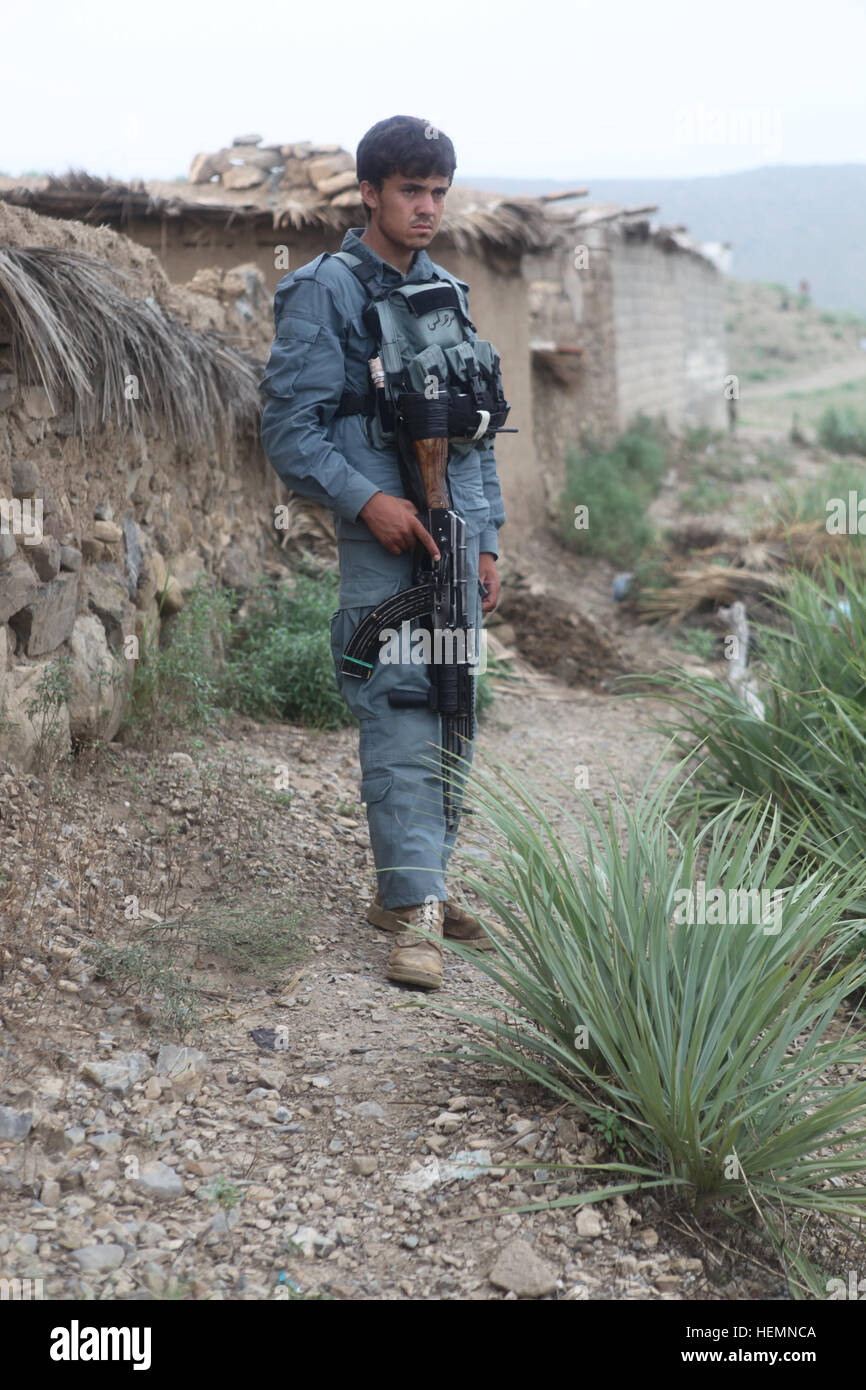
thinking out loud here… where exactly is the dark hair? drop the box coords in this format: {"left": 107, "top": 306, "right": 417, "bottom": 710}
{"left": 356, "top": 115, "right": 456, "bottom": 221}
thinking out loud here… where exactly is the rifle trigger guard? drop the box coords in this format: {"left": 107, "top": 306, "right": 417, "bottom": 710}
{"left": 470, "top": 409, "right": 490, "bottom": 442}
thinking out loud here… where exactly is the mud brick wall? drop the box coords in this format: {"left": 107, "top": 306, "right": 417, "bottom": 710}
{"left": 438, "top": 247, "right": 535, "bottom": 536}
{"left": 524, "top": 226, "right": 618, "bottom": 524}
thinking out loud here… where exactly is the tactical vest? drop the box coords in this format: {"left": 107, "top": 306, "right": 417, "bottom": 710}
{"left": 330, "top": 249, "right": 510, "bottom": 458}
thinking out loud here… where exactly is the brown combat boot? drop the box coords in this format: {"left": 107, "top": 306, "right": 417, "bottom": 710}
{"left": 385, "top": 899, "right": 445, "bottom": 990}
{"left": 368, "top": 891, "right": 499, "bottom": 951}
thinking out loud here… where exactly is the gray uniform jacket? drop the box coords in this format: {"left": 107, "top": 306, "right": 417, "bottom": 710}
{"left": 259, "top": 227, "right": 506, "bottom": 586}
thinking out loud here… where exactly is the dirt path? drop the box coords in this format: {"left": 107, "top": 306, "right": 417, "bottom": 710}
{"left": 0, "top": 641, "right": 788, "bottom": 1302}
{"left": 9, "top": 430, "right": 840, "bottom": 1301}
{"left": 746, "top": 355, "right": 866, "bottom": 398}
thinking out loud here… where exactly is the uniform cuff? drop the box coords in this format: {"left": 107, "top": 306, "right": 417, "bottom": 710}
{"left": 335, "top": 477, "right": 382, "bottom": 523}
{"left": 478, "top": 528, "right": 500, "bottom": 558}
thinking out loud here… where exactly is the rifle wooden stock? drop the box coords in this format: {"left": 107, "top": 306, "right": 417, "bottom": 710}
{"left": 413, "top": 436, "right": 450, "bottom": 511}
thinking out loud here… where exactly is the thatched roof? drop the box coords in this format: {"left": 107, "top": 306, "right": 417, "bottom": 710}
{"left": 0, "top": 241, "right": 263, "bottom": 453}
{"left": 0, "top": 160, "right": 559, "bottom": 257}
{"left": 567, "top": 200, "right": 721, "bottom": 267}
{"left": 0, "top": 137, "right": 717, "bottom": 266}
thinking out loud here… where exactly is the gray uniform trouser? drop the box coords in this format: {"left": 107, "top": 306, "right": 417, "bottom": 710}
{"left": 329, "top": 531, "right": 482, "bottom": 910}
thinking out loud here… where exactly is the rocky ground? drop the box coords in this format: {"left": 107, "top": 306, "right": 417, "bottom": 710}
{"left": 0, "top": 586, "right": 795, "bottom": 1303}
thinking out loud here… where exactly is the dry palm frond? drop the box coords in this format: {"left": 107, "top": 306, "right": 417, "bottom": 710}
{"left": 272, "top": 198, "right": 347, "bottom": 234}
{"left": 640, "top": 518, "right": 863, "bottom": 624}
{"left": 695, "top": 521, "right": 851, "bottom": 572}
{"left": 270, "top": 189, "right": 554, "bottom": 254}
{"left": 750, "top": 519, "right": 856, "bottom": 571}
{"left": 638, "top": 565, "right": 791, "bottom": 624}
{"left": 0, "top": 245, "right": 263, "bottom": 455}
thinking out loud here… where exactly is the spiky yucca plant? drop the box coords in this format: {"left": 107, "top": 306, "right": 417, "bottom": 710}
{"left": 436, "top": 756, "right": 866, "bottom": 1295}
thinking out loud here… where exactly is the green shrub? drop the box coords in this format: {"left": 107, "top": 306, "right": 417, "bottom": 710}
{"left": 24, "top": 654, "right": 74, "bottom": 770}
{"left": 558, "top": 417, "right": 667, "bottom": 566}
{"left": 680, "top": 476, "right": 733, "bottom": 513}
{"left": 682, "top": 424, "right": 719, "bottom": 453}
{"left": 125, "top": 564, "right": 496, "bottom": 737}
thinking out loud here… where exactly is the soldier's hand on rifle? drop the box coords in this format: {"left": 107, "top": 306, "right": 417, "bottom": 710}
{"left": 478, "top": 553, "right": 501, "bottom": 614}
{"left": 359, "top": 491, "right": 440, "bottom": 561}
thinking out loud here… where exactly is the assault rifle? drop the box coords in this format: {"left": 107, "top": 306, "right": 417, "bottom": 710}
{"left": 339, "top": 385, "right": 508, "bottom": 830}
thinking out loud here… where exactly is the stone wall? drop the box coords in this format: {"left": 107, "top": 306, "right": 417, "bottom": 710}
{"left": 0, "top": 206, "right": 283, "bottom": 771}
{"left": 677, "top": 250, "right": 729, "bottom": 428}
{"left": 128, "top": 218, "right": 330, "bottom": 297}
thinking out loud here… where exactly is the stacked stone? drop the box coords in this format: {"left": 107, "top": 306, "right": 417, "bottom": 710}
{"left": 0, "top": 450, "right": 140, "bottom": 765}
{"left": 188, "top": 135, "right": 360, "bottom": 206}
{"left": 0, "top": 197, "right": 295, "bottom": 774}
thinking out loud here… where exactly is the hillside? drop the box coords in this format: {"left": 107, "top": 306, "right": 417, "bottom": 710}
{"left": 460, "top": 164, "right": 866, "bottom": 317}
{"left": 724, "top": 276, "right": 866, "bottom": 432}
{"left": 726, "top": 277, "right": 866, "bottom": 381}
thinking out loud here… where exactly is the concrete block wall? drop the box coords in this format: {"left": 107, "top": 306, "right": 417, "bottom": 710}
{"left": 679, "top": 255, "right": 728, "bottom": 427}
{"left": 610, "top": 227, "right": 726, "bottom": 431}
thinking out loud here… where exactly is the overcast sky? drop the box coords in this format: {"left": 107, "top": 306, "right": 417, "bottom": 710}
{"left": 3, "top": 0, "right": 864, "bottom": 184}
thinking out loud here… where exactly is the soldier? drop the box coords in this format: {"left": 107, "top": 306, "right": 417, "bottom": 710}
{"left": 259, "top": 115, "right": 507, "bottom": 990}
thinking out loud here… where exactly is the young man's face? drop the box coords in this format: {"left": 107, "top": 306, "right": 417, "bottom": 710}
{"left": 361, "top": 169, "right": 450, "bottom": 250}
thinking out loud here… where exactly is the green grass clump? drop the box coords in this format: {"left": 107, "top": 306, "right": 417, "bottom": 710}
{"left": 126, "top": 572, "right": 234, "bottom": 741}
{"left": 673, "top": 627, "right": 718, "bottom": 661}
{"left": 86, "top": 938, "right": 203, "bottom": 1036}
{"left": 774, "top": 458, "right": 866, "bottom": 538}
{"left": 185, "top": 898, "right": 307, "bottom": 983}
{"left": 86, "top": 893, "right": 308, "bottom": 1036}
{"left": 225, "top": 572, "right": 354, "bottom": 730}
{"left": 818, "top": 406, "right": 866, "bottom": 457}
{"left": 558, "top": 417, "right": 668, "bottom": 566}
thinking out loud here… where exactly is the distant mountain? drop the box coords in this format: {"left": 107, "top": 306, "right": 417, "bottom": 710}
{"left": 459, "top": 165, "right": 866, "bottom": 316}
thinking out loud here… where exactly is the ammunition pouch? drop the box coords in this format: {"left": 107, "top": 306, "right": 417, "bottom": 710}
{"left": 335, "top": 382, "right": 510, "bottom": 442}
